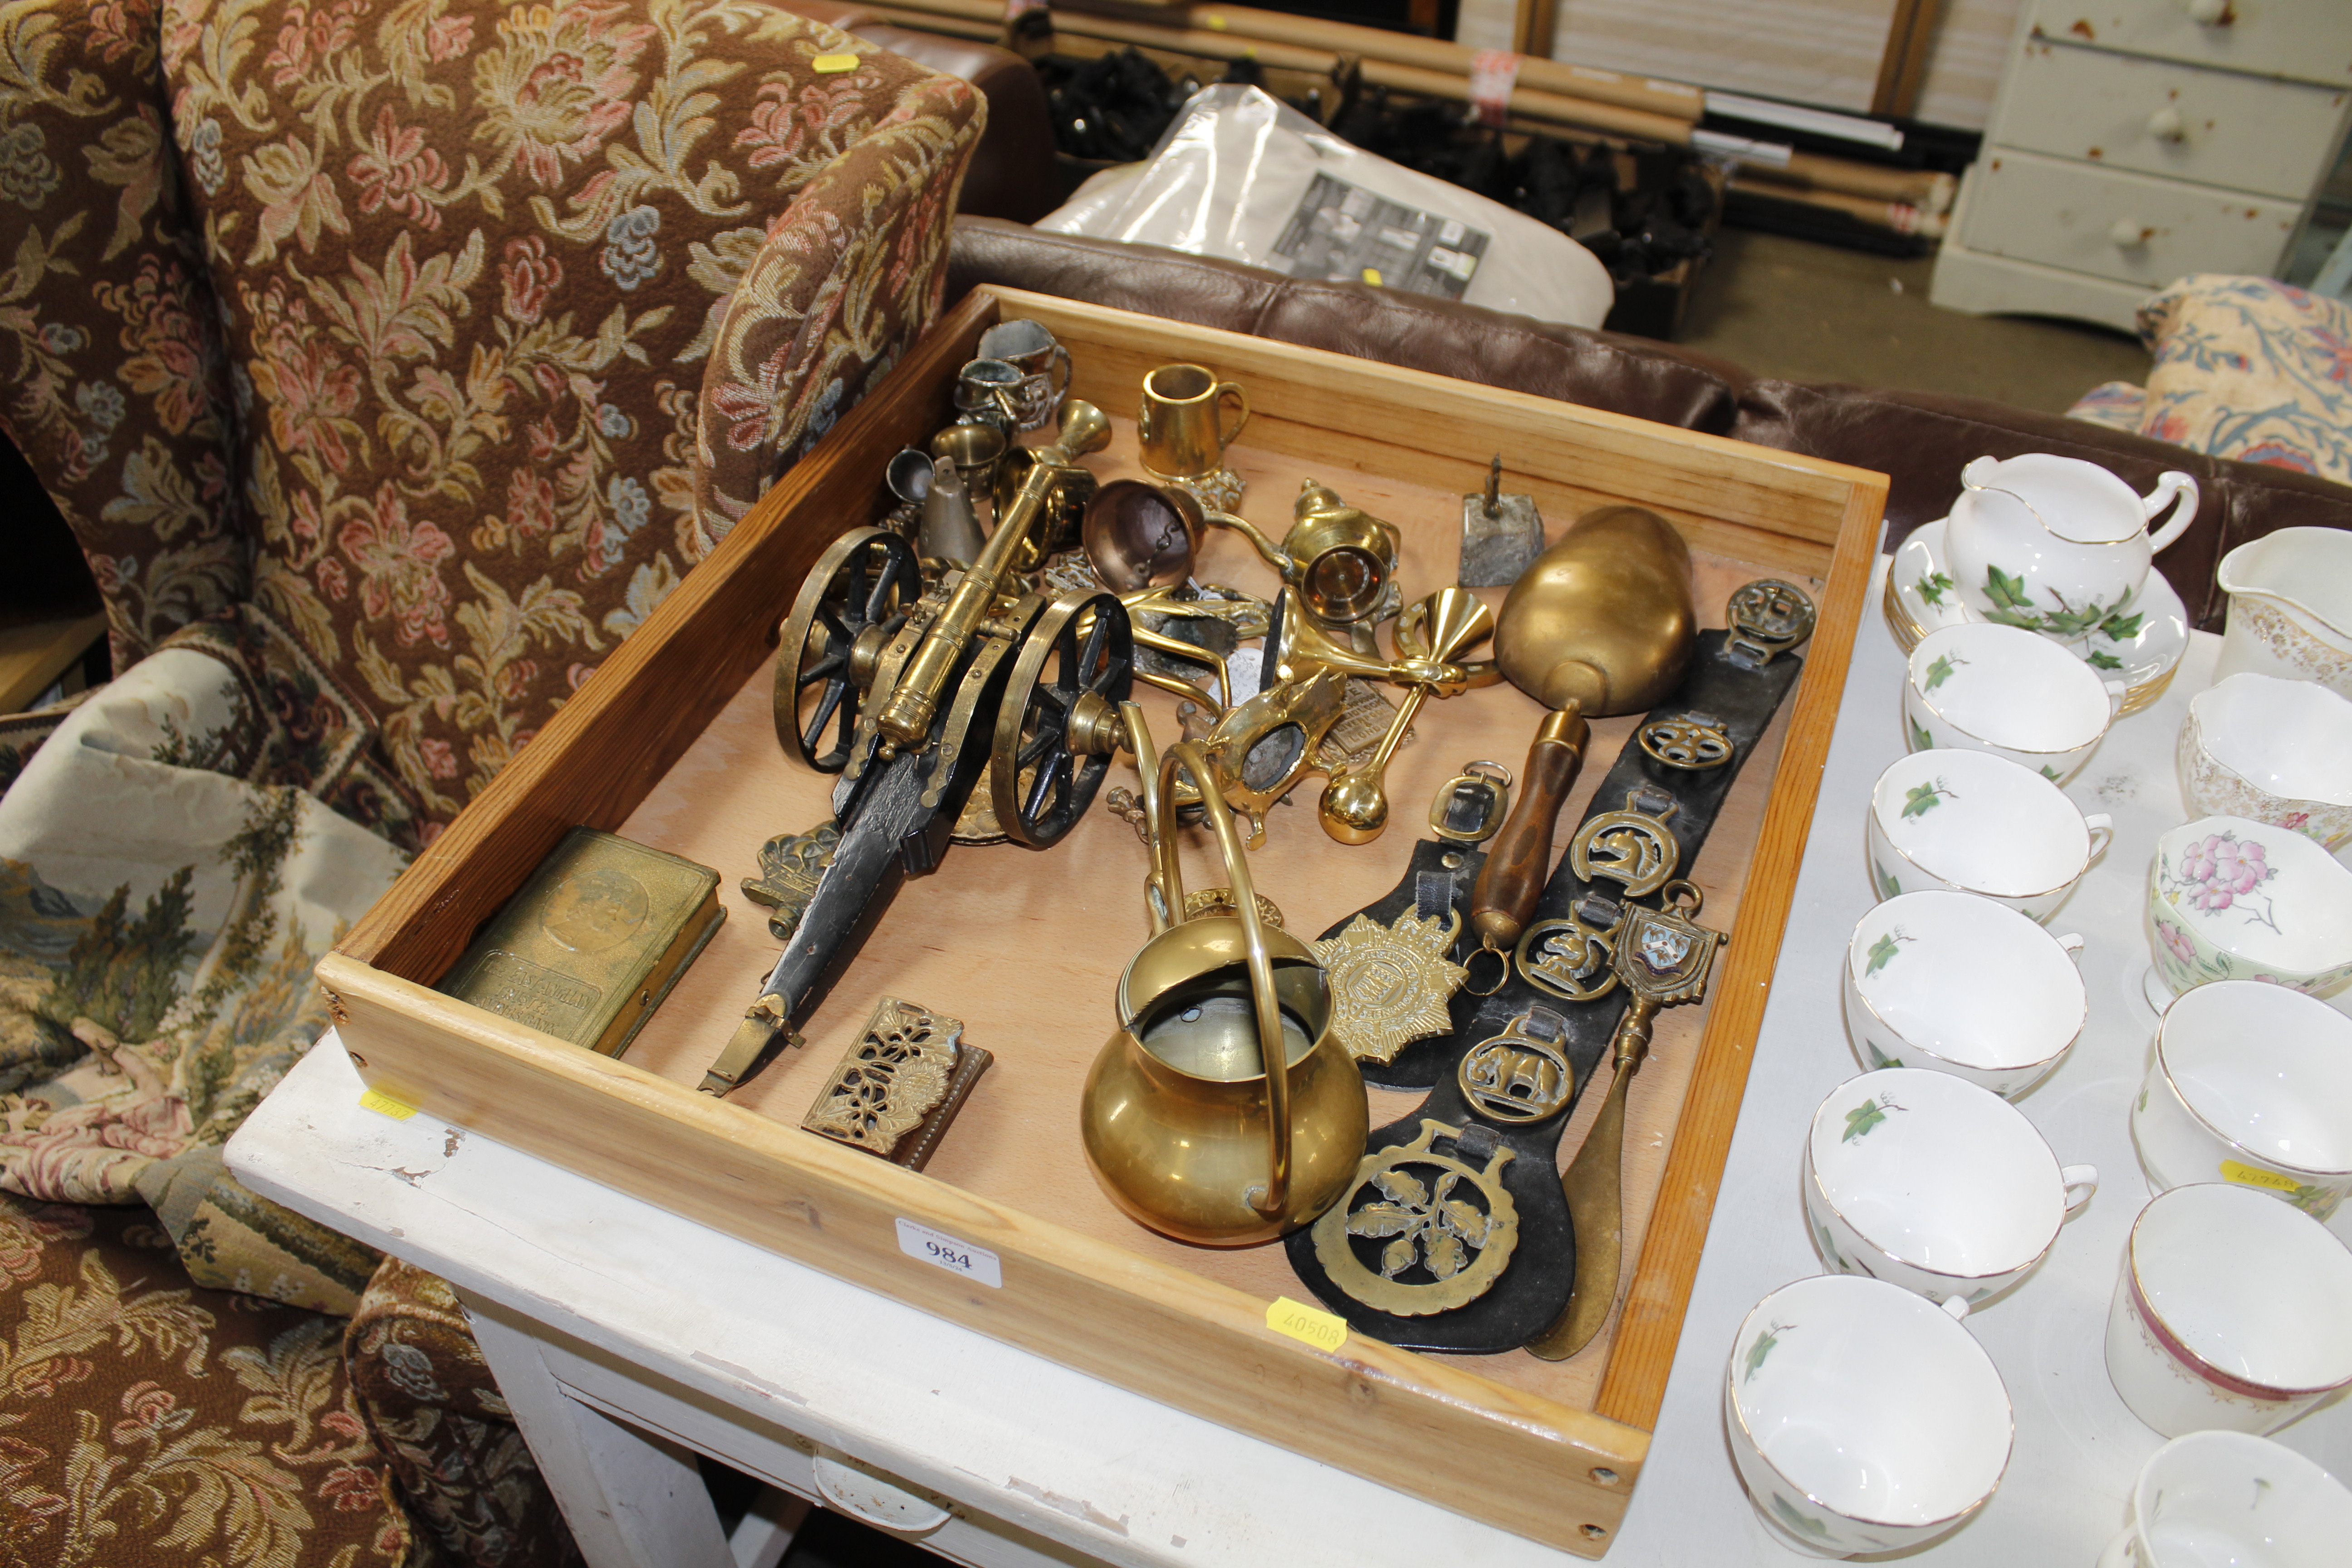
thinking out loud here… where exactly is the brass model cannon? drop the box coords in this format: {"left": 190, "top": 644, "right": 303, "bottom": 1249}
{"left": 704, "top": 401, "right": 1137, "bottom": 1097}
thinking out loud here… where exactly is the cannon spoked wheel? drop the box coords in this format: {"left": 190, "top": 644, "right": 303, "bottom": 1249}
{"left": 774, "top": 527, "right": 922, "bottom": 773}
{"left": 991, "top": 592, "right": 1135, "bottom": 848}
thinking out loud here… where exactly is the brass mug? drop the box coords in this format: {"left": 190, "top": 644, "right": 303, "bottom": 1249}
{"left": 1138, "top": 363, "right": 1249, "bottom": 480}
{"left": 977, "top": 319, "right": 1073, "bottom": 432}
{"left": 1081, "top": 735, "right": 1367, "bottom": 1246}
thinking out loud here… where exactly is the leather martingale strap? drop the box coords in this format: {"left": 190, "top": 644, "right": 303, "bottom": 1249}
{"left": 1286, "top": 628, "right": 1807, "bottom": 1352}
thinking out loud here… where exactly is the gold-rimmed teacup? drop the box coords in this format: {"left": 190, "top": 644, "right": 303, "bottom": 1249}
{"left": 1866, "top": 748, "right": 2112, "bottom": 923}
{"left": 1903, "top": 622, "right": 2123, "bottom": 784}
{"left": 2106, "top": 1182, "right": 2352, "bottom": 1437}
{"left": 2132, "top": 980, "right": 2352, "bottom": 1219}
{"left": 1842, "top": 889, "right": 2085, "bottom": 1097}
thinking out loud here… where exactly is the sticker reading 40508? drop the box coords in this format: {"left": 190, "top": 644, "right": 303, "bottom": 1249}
{"left": 896, "top": 1218, "right": 1002, "bottom": 1289}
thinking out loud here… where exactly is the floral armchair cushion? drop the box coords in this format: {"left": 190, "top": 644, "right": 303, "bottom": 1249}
{"left": 8, "top": 0, "right": 981, "bottom": 833}
{"left": 0, "top": 1191, "right": 416, "bottom": 1567}
{"left": 2067, "top": 274, "right": 2352, "bottom": 488}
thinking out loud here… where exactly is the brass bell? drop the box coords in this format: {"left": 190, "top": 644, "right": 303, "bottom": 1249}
{"left": 1495, "top": 505, "right": 1696, "bottom": 716}
{"left": 1080, "top": 734, "right": 1368, "bottom": 1246}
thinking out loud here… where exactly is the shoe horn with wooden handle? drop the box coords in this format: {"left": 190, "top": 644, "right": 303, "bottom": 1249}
{"left": 1467, "top": 704, "right": 1589, "bottom": 980}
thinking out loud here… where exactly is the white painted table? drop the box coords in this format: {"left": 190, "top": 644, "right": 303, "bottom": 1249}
{"left": 227, "top": 556, "right": 2352, "bottom": 1567}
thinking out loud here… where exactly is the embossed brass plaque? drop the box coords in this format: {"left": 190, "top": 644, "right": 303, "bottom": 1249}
{"left": 437, "top": 828, "right": 724, "bottom": 1060}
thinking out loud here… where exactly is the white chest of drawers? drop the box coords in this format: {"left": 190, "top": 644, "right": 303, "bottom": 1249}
{"left": 1931, "top": 0, "right": 2352, "bottom": 331}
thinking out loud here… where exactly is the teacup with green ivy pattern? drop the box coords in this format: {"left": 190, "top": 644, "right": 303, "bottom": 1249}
{"left": 1843, "top": 890, "right": 2086, "bottom": 1098}
{"left": 1725, "top": 1273, "right": 2012, "bottom": 1558}
{"left": 1867, "top": 748, "right": 2113, "bottom": 924}
{"left": 1805, "top": 1068, "right": 2096, "bottom": 1312}
{"left": 1903, "top": 622, "right": 2125, "bottom": 784}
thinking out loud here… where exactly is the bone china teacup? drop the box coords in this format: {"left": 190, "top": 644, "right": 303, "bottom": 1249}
{"left": 2132, "top": 979, "right": 2352, "bottom": 1220}
{"left": 2176, "top": 671, "right": 2352, "bottom": 851}
{"left": 1903, "top": 622, "right": 2124, "bottom": 783}
{"left": 2096, "top": 1430, "right": 2352, "bottom": 1568}
{"left": 2104, "top": 1182, "right": 2352, "bottom": 1437}
{"left": 1866, "top": 747, "right": 2113, "bottom": 923}
{"left": 1805, "top": 1068, "right": 2095, "bottom": 1309}
{"left": 2143, "top": 814, "right": 2352, "bottom": 1005}
{"left": 1843, "top": 889, "right": 2086, "bottom": 1096}
{"left": 1725, "top": 1274, "right": 2011, "bottom": 1557}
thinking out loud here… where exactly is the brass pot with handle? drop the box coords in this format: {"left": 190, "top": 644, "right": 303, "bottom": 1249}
{"left": 1081, "top": 736, "right": 1368, "bottom": 1247}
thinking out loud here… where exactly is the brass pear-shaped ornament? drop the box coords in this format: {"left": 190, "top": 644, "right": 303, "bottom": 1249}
{"left": 1496, "top": 505, "right": 1696, "bottom": 716}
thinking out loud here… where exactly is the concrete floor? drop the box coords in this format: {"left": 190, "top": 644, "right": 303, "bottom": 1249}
{"left": 1676, "top": 229, "right": 2153, "bottom": 416}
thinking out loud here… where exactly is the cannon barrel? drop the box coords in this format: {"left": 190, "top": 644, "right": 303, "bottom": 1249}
{"left": 876, "top": 402, "right": 1109, "bottom": 748}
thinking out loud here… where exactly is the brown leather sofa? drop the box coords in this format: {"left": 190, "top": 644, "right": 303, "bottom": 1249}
{"left": 946, "top": 216, "right": 2352, "bottom": 630}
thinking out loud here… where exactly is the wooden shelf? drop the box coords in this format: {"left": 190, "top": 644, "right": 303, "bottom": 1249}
{"left": 0, "top": 613, "right": 105, "bottom": 714}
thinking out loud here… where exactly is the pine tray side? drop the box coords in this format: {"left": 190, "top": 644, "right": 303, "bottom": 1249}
{"left": 320, "top": 286, "right": 1887, "bottom": 1557}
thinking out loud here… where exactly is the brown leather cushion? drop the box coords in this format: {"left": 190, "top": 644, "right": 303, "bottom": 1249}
{"left": 946, "top": 217, "right": 2352, "bottom": 631}
{"left": 948, "top": 219, "right": 1748, "bottom": 436}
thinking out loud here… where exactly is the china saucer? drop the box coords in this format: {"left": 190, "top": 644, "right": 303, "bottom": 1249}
{"left": 1885, "top": 517, "right": 2186, "bottom": 715}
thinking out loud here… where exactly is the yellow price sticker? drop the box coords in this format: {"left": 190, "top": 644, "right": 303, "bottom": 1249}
{"left": 2220, "top": 1159, "right": 2301, "bottom": 1194}
{"left": 1266, "top": 1296, "right": 1348, "bottom": 1352}
{"left": 1205, "top": 13, "right": 1228, "bottom": 29}
{"left": 812, "top": 52, "right": 859, "bottom": 73}
{"left": 358, "top": 1087, "right": 418, "bottom": 1122}
{"left": 1361, "top": 268, "right": 1382, "bottom": 286}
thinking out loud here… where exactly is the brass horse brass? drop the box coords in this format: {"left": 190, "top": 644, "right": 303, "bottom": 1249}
{"left": 1457, "top": 1008, "right": 1575, "bottom": 1125}
{"left": 1313, "top": 908, "right": 1467, "bottom": 1064}
{"left": 1310, "top": 1119, "right": 1520, "bottom": 1316}
{"left": 1569, "top": 787, "right": 1683, "bottom": 898}
{"left": 1638, "top": 714, "right": 1734, "bottom": 771}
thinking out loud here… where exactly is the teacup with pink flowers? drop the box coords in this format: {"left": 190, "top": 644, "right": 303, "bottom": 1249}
{"left": 2144, "top": 814, "right": 2352, "bottom": 1010}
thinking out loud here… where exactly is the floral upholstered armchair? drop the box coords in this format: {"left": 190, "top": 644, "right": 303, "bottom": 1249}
{"left": 0, "top": 0, "right": 982, "bottom": 1560}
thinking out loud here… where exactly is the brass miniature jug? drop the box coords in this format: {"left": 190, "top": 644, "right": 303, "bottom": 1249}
{"left": 1495, "top": 504, "right": 1696, "bottom": 716}
{"left": 1081, "top": 738, "right": 1368, "bottom": 1246}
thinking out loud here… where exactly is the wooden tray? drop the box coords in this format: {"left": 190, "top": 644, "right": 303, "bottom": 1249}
{"left": 318, "top": 287, "right": 1886, "bottom": 1556}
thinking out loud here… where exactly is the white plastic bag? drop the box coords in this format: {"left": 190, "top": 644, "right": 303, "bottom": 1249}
{"left": 1039, "top": 85, "right": 1613, "bottom": 329}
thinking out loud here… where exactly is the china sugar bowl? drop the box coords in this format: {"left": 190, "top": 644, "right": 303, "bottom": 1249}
{"left": 1725, "top": 1274, "right": 2011, "bottom": 1557}
{"left": 1843, "top": 889, "right": 2086, "bottom": 1096}
{"left": 1867, "top": 747, "right": 2113, "bottom": 923}
{"left": 2132, "top": 980, "right": 2352, "bottom": 1219}
{"left": 1805, "top": 1068, "right": 2095, "bottom": 1308}
{"left": 1903, "top": 622, "right": 2124, "bottom": 784}
{"left": 2144, "top": 814, "right": 2352, "bottom": 1006}
{"left": 2105, "top": 1182, "right": 2352, "bottom": 1437}
{"left": 2176, "top": 672, "right": 2352, "bottom": 851}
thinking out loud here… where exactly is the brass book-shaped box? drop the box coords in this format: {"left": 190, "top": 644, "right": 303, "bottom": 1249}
{"left": 436, "top": 828, "right": 725, "bottom": 1060}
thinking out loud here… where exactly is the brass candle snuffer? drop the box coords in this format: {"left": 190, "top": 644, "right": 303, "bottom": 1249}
{"left": 1081, "top": 721, "right": 1368, "bottom": 1246}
